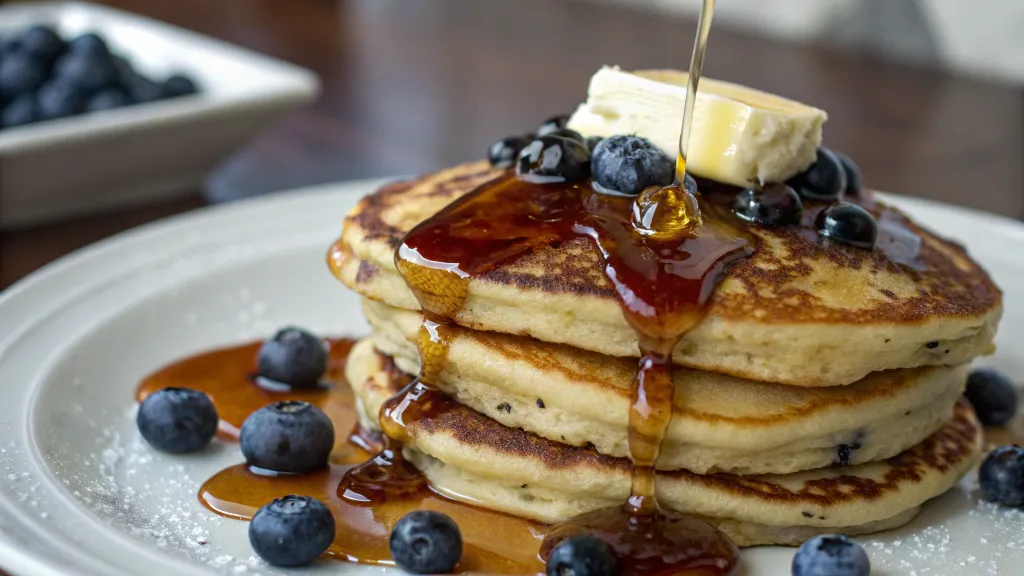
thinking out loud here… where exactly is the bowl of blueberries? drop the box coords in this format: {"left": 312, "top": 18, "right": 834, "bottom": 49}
{"left": 0, "top": 2, "right": 319, "bottom": 228}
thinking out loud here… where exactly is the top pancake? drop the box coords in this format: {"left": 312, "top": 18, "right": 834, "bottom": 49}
{"left": 334, "top": 161, "right": 1001, "bottom": 386}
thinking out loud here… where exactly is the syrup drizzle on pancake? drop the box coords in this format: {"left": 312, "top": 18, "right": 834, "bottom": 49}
{"left": 385, "top": 163, "right": 751, "bottom": 574}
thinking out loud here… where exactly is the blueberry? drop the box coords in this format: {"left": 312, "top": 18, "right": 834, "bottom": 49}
{"left": 733, "top": 183, "right": 803, "bottom": 227}
{"left": 19, "top": 25, "right": 65, "bottom": 66}
{"left": 792, "top": 535, "right": 870, "bottom": 576}
{"left": 980, "top": 446, "right": 1024, "bottom": 506}
{"left": 790, "top": 148, "right": 848, "bottom": 202}
{"left": 585, "top": 135, "right": 604, "bottom": 152}
{"left": 545, "top": 534, "right": 617, "bottom": 576}
{"left": 536, "top": 114, "right": 569, "bottom": 137}
{"left": 54, "top": 51, "right": 118, "bottom": 93}
{"left": 124, "top": 71, "right": 162, "bottom": 104}
{"left": 591, "top": 135, "right": 673, "bottom": 195}
{"left": 965, "top": 368, "right": 1018, "bottom": 427}
{"left": 86, "top": 87, "right": 130, "bottom": 112}
{"left": 516, "top": 135, "right": 591, "bottom": 183}
{"left": 249, "top": 495, "right": 334, "bottom": 567}
{"left": 2, "top": 93, "right": 39, "bottom": 127}
{"left": 390, "top": 510, "right": 463, "bottom": 574}
{"left": 136, "top": 387, "right": 218, "bottom": 453}
{"left": 543, "top": 127, "right": 585, "bottom": 143}
{"left": 240, "top": 401, "right": 334, "bottom": 473}
{"left": 0, "top": 53, "right": 46, "bottom": 99}
{"left": 488, "top": 135, "right": 532, "bottom": 169}
{"left": 36, "top": 80, "right": 85, "bottom": 120}
{"left": 816, "top": 203, "right": 877, "bottom": 250}
{"left": 160, "top": 73, "right": 198, "bottom": 99}
{"left": 257, "top": 327, "right": 328, "bottom": 388}
{"left": 835, "top": 151, "right": 862, "bottom": 198}
{"left": 68, "top": 33, "right": 110, "bottom": 58}
{"left": 1, "top": 34, "right": 22, "bottom": 56}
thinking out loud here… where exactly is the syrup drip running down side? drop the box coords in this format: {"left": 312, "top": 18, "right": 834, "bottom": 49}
{"left": 392, "top": 171, "right": 749, "bottom": 574}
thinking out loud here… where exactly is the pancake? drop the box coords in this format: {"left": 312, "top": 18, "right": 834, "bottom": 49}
{"left": 345, "top": 341, "right": 983, "bottom": 546}
{"left": 332, "top": 161, "right": 1001, "bottom": 387}
{"left": 363, "top": 302, "right": 967, "bottom": 475}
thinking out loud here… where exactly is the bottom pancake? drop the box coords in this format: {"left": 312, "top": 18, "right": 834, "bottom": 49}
{"left": 346, "top": 338, "right": 983, "bottom": 546}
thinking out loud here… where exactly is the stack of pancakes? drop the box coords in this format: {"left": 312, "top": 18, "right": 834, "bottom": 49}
{"left": 332, "top": 161, "right": 1001, "bottom": 546}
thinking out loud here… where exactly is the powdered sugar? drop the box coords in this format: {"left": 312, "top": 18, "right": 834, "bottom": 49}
{"left": 860, "top": 475, "right": 1024, "bottom": 575}
{"left": 63, "top": 408, "right": 263, "bottom": 574}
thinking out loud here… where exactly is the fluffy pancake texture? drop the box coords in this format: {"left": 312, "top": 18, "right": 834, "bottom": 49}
{"left": 334, "top": 161, "right": 1001, "bottom": 387}
{"left": 364, "top": 300, "right": 967, "bottom": 475}
{"left": 345, "top": 340, "right": 983, "bottom": 546}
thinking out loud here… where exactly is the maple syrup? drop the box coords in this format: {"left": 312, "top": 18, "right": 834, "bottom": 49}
{"left": 390, "top": 36, "right": 748, "bottom": 563}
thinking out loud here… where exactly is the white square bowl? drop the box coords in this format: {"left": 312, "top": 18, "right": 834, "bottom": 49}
{"left": 0, "top": 1, "right": 321, "bottom": 229}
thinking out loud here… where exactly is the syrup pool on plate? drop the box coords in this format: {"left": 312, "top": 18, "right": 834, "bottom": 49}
{"left": 139, "top": 339, "right": 549, "bottom": 573}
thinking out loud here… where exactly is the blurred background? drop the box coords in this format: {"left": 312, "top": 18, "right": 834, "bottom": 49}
{"left": 0, "top": 0, "right": 1021, "bottom": 289}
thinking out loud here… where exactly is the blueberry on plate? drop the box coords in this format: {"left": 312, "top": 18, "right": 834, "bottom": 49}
{"left": 36, "top": 80, "right": 86, "bottom": 120}
{"left": 545, "top": 534, "right": 617, "bottom": 576}
{"left": 516, "top": 135, "right": 591, "bottom": 183}
{"left": 85, "top": 87, "right": 131, "bottom": 112}
{"left": 792, "top": 534, "right": 870, "bottom": 576}
{"left": 0, "top": 53, "right": 47, "bottom": 99}
{"left": 733, "top": 183, "right": 803, "bottom": 227}
{"left": 979, "top": 445, "right": 1024, "bottom": 506}
{"left": 249, "top": 495, "right": 335, "bottom": 567}
{"left": 585, "top": 135, "right": 604, "bottom": 152}
{"left": 137, "top": 387, "right": 219, "bottom": 453}
{"left": 257, "top": 327, "right": 328, "bottom": 388}
{"left": 54, "top": 50, "right": 118, "bottom": 93}
{"left": 816, "top": 203, "right": 877, "bottom": 250}
{"left": 68, "top": 32, "right": 111, "bottom": 58}
{"left": 2, "top": 93, "right": 40, "bottom": 128}
{"left": 240, "top": 401, "right": 334, "bottom": 473}
{"left": 834, "top": 151, "right": 862, "bottom": 198}
{"left": 390, "top": 510, "right": 463, "bottom": 574}
{"left": 536, "top": 114, "right": 569, "bottom": 137}
{"left": 488, "top": 135, "right": 532, "bottom": 169}
{"left": 159, "top": 73, "right": 198, "bottom": 99}
{"left": 19, "top": 25, "right": 65, "bottom": 66}
{"left": 1, "top": 34, "right": 22, "bottom": 56}
{"left": 790, "top": 147, "right": 847, "bottom": 202}
{"left": 965, "top": 368, "right": 1018, "bottom": 427}
{"left": 591, "top": 135, "right": 673, "bottom": 196}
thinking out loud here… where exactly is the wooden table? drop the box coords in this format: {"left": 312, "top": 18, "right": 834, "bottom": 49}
{"left": 1, "top": 0, "right": 1022, "bottom": 291}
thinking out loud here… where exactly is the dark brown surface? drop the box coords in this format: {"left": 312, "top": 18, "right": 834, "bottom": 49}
{"left": 1, "top": 0, "right": 1022, "bottom": 292}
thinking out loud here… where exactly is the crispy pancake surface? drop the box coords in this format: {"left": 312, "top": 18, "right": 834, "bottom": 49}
{"left": 334, "top": 161, "right": 1001, "bottom": 386}
{"left": 345, "top": 340, "right": 983, "bottom": 546}
{"left": 365, "top": 301, "right": 966, "bottom": 475}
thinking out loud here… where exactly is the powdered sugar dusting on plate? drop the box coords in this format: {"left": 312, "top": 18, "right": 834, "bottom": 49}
{"left": 68, "top": 407, "right": 268, "bottom": 574}
{"left": 862, "top": 473, "right": 1024, "bottom": 574}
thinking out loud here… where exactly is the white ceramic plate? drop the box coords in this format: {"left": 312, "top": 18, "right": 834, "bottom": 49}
{"left": 0, "top": 182, "right": 1022, "bottom": 576}
{"left": 0, "top": 1, "right": 320, "bottom": 229}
